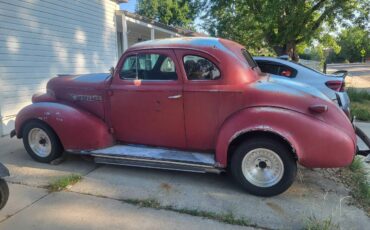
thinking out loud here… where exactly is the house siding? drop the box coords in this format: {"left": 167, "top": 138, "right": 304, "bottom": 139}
{"left": 0, "top": 0, "right": 119, "bottom": 136}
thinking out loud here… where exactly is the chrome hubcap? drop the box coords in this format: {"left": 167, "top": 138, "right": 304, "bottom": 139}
{"left": 28, "top": 128, "right": 51, "bottom": 157}
{"left": 242, "top": 148, "right": 284, "bottom": 187}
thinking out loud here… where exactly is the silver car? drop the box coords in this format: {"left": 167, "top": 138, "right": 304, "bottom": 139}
{"left": 254, "top": 57, "right": 350, "bottom": 116}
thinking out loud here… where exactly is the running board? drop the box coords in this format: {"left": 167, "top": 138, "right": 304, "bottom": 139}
{"left": 89, "top": 145, "right": 222, "bottom": 173}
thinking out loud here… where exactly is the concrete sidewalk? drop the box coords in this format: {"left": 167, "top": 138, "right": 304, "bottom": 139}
{"left": 1, "top": 185, "right": 250, "bottom": 230}
{"left": 0, "top": 124, "right": 369, "bottom": 229}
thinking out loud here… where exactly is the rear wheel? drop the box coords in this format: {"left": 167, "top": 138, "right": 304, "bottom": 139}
{"left": 0, "top": 179, "right": 9, "bottom": 210}
{"left": 230, "top": 137, "right": 297, "bottom": 196}
{"left": 22, "top": 121, "right": 63, "bottom": 163}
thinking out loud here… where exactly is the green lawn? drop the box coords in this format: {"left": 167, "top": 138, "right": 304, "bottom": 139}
{"left": 347, "top": 88, "right": 370, "bottom": 121}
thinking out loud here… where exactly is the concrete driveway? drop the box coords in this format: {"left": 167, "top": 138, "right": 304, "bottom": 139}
{"left": 0, "top": 124, "right": 369, "bottom": 229}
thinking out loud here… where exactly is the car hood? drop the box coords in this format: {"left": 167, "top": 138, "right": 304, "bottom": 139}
{"left": 44, "top": 73, "right": 112, "bottom": 119}
{"left": 47, "top": 73, "right": 112, "bottom": 90}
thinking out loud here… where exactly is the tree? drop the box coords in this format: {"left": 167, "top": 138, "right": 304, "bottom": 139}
{"left": 335, "top": 27, "right": 370, "bottom": 63}
{"left": 136, "top": 0, "right": 202, "bottom": 29}
{"left": 202, "top": 0, "right": 370, "bottom": 61}
{"left": 299, "top": 34, "right": 341, "bottom": 64}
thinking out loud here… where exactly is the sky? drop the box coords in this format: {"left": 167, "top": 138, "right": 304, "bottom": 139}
{"left": 119, "top": 1, "right": 136, "bottom": 12}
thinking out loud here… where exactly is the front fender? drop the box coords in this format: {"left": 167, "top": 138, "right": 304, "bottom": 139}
{"left": 15, "top": 102, "right": 114, "bottom": 151}
{"left": 215, "top": 107, "right": 356, "bottom": 168}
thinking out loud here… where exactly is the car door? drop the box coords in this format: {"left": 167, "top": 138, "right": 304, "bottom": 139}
{"left": 174, "top": 50, "right": 224, "bottom": 151}
{"left": 110, "top": 49, "right": 186, "bottom": 149}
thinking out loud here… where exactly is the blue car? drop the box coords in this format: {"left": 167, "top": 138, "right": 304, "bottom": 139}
{"left": 254, "top": 57, "right": 350, "bottom": 117}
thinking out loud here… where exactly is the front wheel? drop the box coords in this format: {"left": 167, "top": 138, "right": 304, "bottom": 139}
{"left": 230, "top": 137, "right": 297, "bottom": 197}
{"left": 0, "top": 179, "right": 9, "bottom": 210}
{"left": 22, "top": 120, "right": 63, "bottom": 163}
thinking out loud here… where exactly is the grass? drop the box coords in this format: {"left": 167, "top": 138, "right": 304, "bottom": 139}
{"left": 123, "top": 198, "right": 252, "bottom": 227}
{"left": 47, "top": 174, "right": 82, "bottom": 192}
{"left": 347, "top": 88, "right": 370, "bottom": 102}
{"left": 338, "top": 157, "right": 370, "bottom": 215}
{"left": 347, "top": 88, "right": 370, "bottom": 121}
{"left": 351, "top": 102, "right": 370, "bottom": 121}
{"left": 303, "top": 216, "right": 338, "bottom": 230}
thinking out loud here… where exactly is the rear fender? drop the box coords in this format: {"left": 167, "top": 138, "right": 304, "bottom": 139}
{"left": 215, "top": 107, "right": 356, "bottom": 168}
{"left": 15, "top": 102, "right": 114, "bottom": 151}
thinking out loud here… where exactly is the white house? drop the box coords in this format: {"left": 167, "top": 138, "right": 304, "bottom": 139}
{"left": 0, "top": 0, "right": 197, "bottom": 136}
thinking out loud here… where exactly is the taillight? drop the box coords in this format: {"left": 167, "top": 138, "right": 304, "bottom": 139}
{"left": 325, "top": 80, "right": 345, "bottom": 92}
{"left": 309, "top": 104, "right": 328, "bottom": 113}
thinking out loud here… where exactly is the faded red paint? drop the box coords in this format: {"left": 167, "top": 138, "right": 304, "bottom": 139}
{"left": 15, "top": 102, "right": 114, "bottom": 151}
{"left": 14, "top": 37, "right": 356, "bottom": 168}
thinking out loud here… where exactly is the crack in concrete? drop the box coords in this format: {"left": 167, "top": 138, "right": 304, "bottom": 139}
{"left": 65, "top": 189, "right": 274, "bottom": 230}
{"left": 0, "top": 192, "right": 50, "bottom": 224}
{"left": 5, "top": 181, "right": 48, "bottom": 190}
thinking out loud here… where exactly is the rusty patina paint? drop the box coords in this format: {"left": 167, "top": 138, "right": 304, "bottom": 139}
{"left": 14, "top": 37, "right": 356, "bottom": 168}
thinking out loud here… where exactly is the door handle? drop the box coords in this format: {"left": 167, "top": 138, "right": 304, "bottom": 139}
{"left": 168, "top": 94, "right": 182, "bottom": 99}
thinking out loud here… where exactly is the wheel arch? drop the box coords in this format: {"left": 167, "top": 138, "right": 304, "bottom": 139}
{"left": 214, "top": 106, "right": 303, "bottom": 167}
{"left": 18, "top": 118, "right": 65, "bottom": 151}
{"left": 17, "top": 118, "right": 53, "bottom": 139}
{"left": 227, "top": 130, "right": 297, "bottom": 166}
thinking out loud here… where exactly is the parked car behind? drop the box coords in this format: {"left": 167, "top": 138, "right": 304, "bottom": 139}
{"left": 254, "top": 57, "right": 350, "bottom": 117}
{"left": 11, "top": 38, "right": 357, "bottom": 197}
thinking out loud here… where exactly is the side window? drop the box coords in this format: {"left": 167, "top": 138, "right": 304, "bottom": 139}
{"left": 120, "top": 53, "right": 177, "bottom": 80}
{"left": 160, "top": 57, "right": 176, "bottom": 72}
{"left": 120, "top": 56, "right": 137, "bottom": 79}
{"left": 257, "top": 62, "right": 280, "bottom": 75}
{"left": 256, "top": 61, "right": 297, "bottom": 78}
{"left": 277, "top": 65, "right": 296, "bottom": 78}
{"left": 183, "top": 55, "right": 220, "bottom": 80}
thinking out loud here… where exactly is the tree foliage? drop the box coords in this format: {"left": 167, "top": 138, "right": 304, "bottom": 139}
{"left": 202, "top": 0, "right": 370, "bottom": 60}
{"left": 136, "top": 0, "right": 202, "bottom": 29}
{"left": 332, "top": 27, "right": 370, "bottom": 63}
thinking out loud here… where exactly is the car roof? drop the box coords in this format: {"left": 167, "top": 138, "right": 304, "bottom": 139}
{"left": 253, "top": 56, "right": 293, "bottom": 64}
{"left": 130, "top": 37, "right": 218, "bottom": 48}
{"left": 128, "top": 37, "right": 243, "bottom": 52}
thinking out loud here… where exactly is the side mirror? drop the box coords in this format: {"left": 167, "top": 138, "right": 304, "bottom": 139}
{"left": 109, "top": 67, "right": 115, "bottom": 76}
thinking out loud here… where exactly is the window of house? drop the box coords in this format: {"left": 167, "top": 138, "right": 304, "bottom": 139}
{"left": 183, "top": 55, "right": 221, "bottom": 80}
{"left": 120, "top": 54, "right": 177, "bottom": 80}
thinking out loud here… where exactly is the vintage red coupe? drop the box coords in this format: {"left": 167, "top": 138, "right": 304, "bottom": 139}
{"left": 11, "top": 37, "right": 356, "bottom": 196}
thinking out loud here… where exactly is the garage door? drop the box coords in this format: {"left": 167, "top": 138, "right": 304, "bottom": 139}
{"left": 0, "top": 0, "right": 119, "bottom": 136}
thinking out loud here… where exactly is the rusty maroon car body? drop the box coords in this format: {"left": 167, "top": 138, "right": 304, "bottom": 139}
{"left": 13, "top": 37, "right": 357, "bottom": 196}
